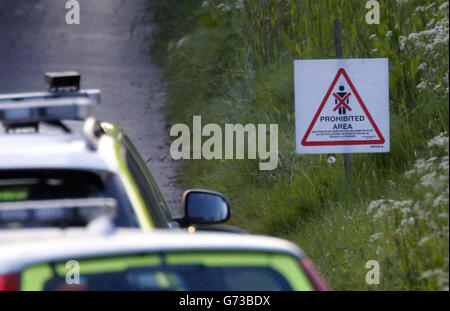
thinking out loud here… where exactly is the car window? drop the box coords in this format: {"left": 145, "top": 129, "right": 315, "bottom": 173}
{"left": 0, "top": 170, "right": 138, "bottom": 228}
{"left": 121, "top": 136, "right": 171, "bottom": 228}
{"left": 21, "top": 251, "right": 313, "bottom": 291}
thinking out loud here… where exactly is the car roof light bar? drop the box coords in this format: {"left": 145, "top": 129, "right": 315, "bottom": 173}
{"left": 0, "top": 198, "right": 117, "bottom": 226}
{"left": 0, "top": 89, "right": 100, "bottom": 124}
{"left": 0, "top": 88, "right": 101, "bottom": 103}
{"left": 0, "top": 71, "right": 100, "bottom": 125}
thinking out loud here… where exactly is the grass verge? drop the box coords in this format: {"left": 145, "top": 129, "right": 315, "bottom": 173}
{"left": 146, "top": 0, "right": 449, "bottom": 290}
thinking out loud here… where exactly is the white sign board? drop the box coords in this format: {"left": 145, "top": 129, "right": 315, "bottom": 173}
{"left": 294, "top": 58, "right": 389, "bottom": 154}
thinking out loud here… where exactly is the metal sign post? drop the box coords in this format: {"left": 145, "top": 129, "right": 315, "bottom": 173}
{"left": 333, "top": 19, "right": 352, "bottom": 182}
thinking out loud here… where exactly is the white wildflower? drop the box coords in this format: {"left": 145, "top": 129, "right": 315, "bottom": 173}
{"left": 400, "top": 217, "right": 415, "bottom": 226}
{"left": 426, "top": 18, "right": 436, "bottom": 28}
{"left": 401, "top": 207, "right": 411, "bottom": 215}
{"left": 420, "top": 269, "right": 443, "bottom": 279}
{"left": 399, "top": 35, "right": 407, "bottom": 50}
{"left": 420, "top": 172, "right": 437, "bottom": 187}
{"left": 417, "top": 80, "right": 428, "bottom": 91}
{"left": 369, "top": 232, "right": 383, "bottom": 242}
{"left": 376, "top": 246, "right": 384, "bottom": 256}
{"left": 217, "top": 3, "right": 232, "bottom": 12}
{"left": 418, "top": 63, "right": 427, "bottom": 71}
{"left": 415, "top": 6, "right": 425, "bottom": 13}
{"left": 420, "top": 269, "right": 449, "bottom": 290}
{"left": 427, "top": 133, "right": 449, "bottom": 148}
{"left": 439, "top": 2, "right": 449, "bottom": 11}
{"left": 425, "top": 2, "right": 436, "bottom": 10}
{"left": 418, "top": 235, "right": 433, "bottom": 246}
{"left": 235, "top": 0, "right": 244, "bottom": 9}
{"left": 367, "top": 199, "right": 384, "bottom": 214}
{"left": 433, "top": 195, "right": 449, "bottom": 207}
{"left": 176, "top": 35, "right": 190, "bottom": 49}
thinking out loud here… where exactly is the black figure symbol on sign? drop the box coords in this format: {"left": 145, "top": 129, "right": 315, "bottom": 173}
{"left": 333, "top": 85, "right": 352, "bottom": 115}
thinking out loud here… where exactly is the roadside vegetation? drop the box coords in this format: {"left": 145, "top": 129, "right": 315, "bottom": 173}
{"left": 146, "top": 0, "right": 449, "bottom": 290}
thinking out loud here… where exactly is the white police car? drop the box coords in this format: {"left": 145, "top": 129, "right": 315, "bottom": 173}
{"left": 0, "top": 214, "right": 329, "bottom": 291}
{"left": 0, "top": 72, "right": 231, "bottom": 231}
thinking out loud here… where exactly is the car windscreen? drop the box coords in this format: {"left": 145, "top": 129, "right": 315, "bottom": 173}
{"left": 0, "top": 169, "right": 138, "bottom": 228}
{"left": 20, "top": 251, "right": 314, "bottom": 291}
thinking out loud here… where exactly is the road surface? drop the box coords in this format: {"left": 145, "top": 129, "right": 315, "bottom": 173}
{"left": 0, "top": 0, "right": 183, "bottom": 216}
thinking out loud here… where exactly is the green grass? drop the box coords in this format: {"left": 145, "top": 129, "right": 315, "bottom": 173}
{"left": 146, "top": 0, "right": 449, "bottom": 290}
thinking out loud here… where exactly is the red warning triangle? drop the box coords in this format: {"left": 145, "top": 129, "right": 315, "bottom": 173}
{"left": 301, "top": 68, "right": 385, "bottom": 146}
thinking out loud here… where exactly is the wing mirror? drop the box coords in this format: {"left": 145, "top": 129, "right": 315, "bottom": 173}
{"left": 175, "top": 190, "right": 231, "bottom": 227}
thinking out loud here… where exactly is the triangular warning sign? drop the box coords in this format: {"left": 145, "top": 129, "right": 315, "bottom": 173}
{"left": 301, "top": 68, "right": 385, "bottom": 146}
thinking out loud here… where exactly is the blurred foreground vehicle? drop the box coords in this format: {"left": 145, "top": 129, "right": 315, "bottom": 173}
{"left": 0, "top": 72, "right": 231, "bottom": 231}
{"left": 0, "top": 215, "right": 329, "bottom": 291}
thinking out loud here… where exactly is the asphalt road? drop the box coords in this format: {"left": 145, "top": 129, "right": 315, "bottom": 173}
{"left": 0, "top": 0, "right": 183, "bottom": 216}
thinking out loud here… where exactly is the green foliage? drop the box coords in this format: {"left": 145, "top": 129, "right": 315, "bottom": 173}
{"left": 148, "top": 0, "right": 449, "bottom": 290}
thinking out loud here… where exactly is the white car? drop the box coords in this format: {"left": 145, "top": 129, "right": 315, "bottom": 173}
{"left": 0, "top": 219, "right": 329, "bottom": 291}
{"left": 0, "top": 72, "right": 233, "bottom": 231}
